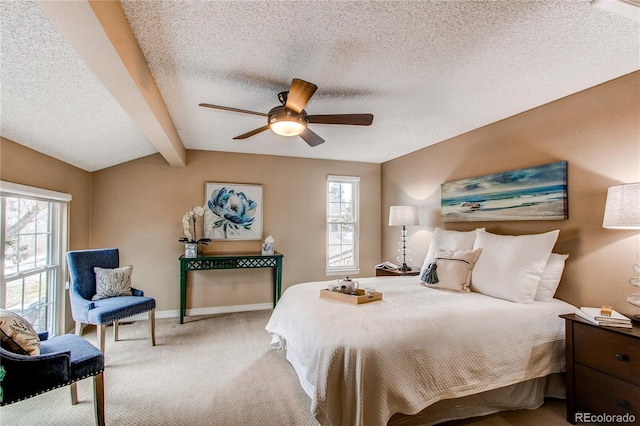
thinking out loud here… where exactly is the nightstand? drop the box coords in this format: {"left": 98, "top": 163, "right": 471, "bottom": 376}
{"left": 560, "top": 314, "right": 640, "bottom": 424}
{"left": 375, "top": 266, "right": 420, "bottom": 277}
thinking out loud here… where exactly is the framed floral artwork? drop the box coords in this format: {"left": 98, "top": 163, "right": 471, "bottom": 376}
{"left": 204, "top": 183, "right": 263, "bottom": 240}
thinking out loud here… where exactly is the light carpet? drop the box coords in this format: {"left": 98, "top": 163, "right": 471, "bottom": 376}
{"left": 0, "top": 310, "right": 568, "bottom": 425}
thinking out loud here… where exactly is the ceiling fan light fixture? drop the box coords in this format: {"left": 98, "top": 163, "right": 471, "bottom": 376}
{"left": 200, "top": 78, "right": 373, "bottom": 146}
{"left": 268, "top": 106, "right": 308, "bottom": 136}
{"left": 270, "top": 120, "right": 306, "bottom": 136}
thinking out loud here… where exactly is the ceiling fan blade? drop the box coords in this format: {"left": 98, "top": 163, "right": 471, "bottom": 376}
{"left": 308, "top": 114, "right": 374, "bottom": 126}
{"left": 199, "top": 103, "right": 268, "bottom": 117}
{"left": 285, "top": 79, "right": 317, "bottom": 113}
{"left": 233, "top": 125, "right": 271, "bottom": 140}
{"left": 299, "top": 128, "right": 325, "bottom": 147}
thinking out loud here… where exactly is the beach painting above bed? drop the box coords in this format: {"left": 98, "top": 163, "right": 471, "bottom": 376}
{"left": 204, "top": 183, "right": 263, "bottom": 240}
{"left": 441, "top": 161, "right": 568, "bottom": 222}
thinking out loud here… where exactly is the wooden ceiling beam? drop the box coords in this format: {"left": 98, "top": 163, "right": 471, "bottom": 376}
{"left": 36, "top": 0, "right": 187, "bottom": 167}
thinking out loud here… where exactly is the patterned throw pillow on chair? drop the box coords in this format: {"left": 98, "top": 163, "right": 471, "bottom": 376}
{"left": 93, "top": 265, "right": 133, "bottom": 300}
{"left": 0, "top": 309, "right": 41, "bottom": 356}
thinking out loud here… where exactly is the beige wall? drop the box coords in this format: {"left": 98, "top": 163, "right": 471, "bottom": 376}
{"left": 3, "top": 71, "right": 638, "bottom": 325}
{"left": 90, "top": 150, "right": 381, "bottom": 312}
{"left": 1, "top": 136, "right": 92, "bottom": 328}
{"left": 381, "top": 71, "right": 640, "bottom": 317}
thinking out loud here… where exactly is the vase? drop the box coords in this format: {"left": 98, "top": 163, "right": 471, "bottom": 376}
{"left": 184, "top": 243, "right": 197, "bottom": 258}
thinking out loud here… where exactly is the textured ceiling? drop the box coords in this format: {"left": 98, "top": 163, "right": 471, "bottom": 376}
{"left": 1, "top": 1, "right": 639, "bottom": 172}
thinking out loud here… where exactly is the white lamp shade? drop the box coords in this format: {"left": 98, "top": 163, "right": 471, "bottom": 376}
{"left": 389, "top": 205, "right": 420, "bottom": 226}
{"left": 602, "top": 183, "right": 640, "bottom": 229}
{"left": 591, "top": 0, "right": 640, "bottom": 24}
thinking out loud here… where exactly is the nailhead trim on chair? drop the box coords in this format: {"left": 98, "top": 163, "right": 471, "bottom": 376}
{"left": 97, "top": 308, "right": 154, "bottom": 325}
{"left": 0, "top": 369, "right": 105, "bottom": 406}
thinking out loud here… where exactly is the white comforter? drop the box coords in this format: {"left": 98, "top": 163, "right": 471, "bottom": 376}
{"left": 265, "top": 276, "right": 578, "bottom": 426}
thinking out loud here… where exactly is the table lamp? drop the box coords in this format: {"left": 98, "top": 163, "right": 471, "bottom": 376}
{"left": 389, "top": 205, "right": 420, "bottom": 271}
{"left": 602, "top": 182, "right": 640, "bottom": 321}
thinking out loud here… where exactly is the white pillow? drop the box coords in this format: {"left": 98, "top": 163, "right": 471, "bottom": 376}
{"left": 535, "top": 253, "right": 569, "bottom": 302}
{"left": 471, "top": 229, "right": 560, "bottom": 304}
{"left": 420, "top": 248, "right": 482, "bottom": 292}
{"left": 420, "top": 228, "right": 483, "bottom": 279}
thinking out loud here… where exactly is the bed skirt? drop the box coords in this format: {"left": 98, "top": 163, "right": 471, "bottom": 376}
{"left": 387, "top": 372, "right": 565, "bottom": 426}
{"left": 284, "top": 340, "right": 565, "bottom": 426}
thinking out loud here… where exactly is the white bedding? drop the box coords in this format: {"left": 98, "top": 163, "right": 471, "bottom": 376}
{"left": 265, "top": 276, "right": 578, "bottom": 426}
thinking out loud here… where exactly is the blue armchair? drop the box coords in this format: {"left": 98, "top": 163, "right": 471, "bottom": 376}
{"left": 0, "top": 332, "right": 105, "bottom": 426}
{"left": 66, "top": 248, "right": 156, "bottom": 352}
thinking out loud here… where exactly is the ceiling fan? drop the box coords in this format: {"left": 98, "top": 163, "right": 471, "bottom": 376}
{"left": 199, "top": 78, "right": 373, "bottom": 147}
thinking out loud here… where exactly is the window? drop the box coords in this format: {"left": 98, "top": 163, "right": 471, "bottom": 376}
{"left": 1, "top": 181, "right": 70, "bottom": 336}
{"left": 326, "top": 175, "right": 359, "bottom": 275}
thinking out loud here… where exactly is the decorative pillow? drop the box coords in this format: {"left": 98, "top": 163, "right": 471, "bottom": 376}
{"left": 93, "top": 265, "right": 133, "bottom": 301}
{"left": 535, "top": 253, "right": 569, "bottom": 302}
{"left": 419, "top": 228, "right": 484, "bottom": 279}
{"left": 420, "top": 248, "right": 482, "bottom": 292}
{"left": 470, "top": 229, "right": 560, "bottom": 304}
{"left": 0, "top": 309, "right": 41, "bottom": 356}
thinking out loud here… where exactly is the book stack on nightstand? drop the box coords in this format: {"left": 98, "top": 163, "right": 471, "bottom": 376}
{"left": 375, "top": 261, "right": 420, "bottom": 277}
{"left": 575, "top": 307, "right": 633, "bottom": 329}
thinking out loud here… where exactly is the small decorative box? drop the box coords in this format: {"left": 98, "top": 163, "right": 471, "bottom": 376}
{"left": 262, "top": 243, "right": 274, "bottom": 256}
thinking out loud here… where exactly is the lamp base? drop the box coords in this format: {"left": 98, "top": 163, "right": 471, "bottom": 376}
{"left": 398, "top": 263, "right": 411, "bottom": 271}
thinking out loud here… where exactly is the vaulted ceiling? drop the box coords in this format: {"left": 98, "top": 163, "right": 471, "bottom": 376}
{"left": 2, "top": 1, "right": 638, "bottom": 172}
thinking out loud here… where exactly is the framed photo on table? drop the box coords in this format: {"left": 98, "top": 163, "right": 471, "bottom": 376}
{"left": 204, "top": 182, "right": 263, "bottom": 241}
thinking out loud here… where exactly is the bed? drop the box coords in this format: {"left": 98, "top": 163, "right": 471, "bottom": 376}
{"left": 265, "top": 228, "right": 579, "bottom": 426}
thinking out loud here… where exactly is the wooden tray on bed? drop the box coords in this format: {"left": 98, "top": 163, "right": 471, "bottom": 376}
{"left": 320, "top": 288, "right": 382, "bottom": 304}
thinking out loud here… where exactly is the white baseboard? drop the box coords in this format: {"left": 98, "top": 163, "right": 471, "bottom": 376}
{"left": 124, "top": 303, "right": 274, "bottom": 321}
{"left": 67, "top": 303, "right": 273, "bottom": 333}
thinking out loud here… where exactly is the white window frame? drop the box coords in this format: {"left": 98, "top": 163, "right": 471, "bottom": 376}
{"left": 1, "top": 181, "right": 71, "bottom": 336}
{"left": 326, "top": 175, "right": 360, "bottom": 276}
